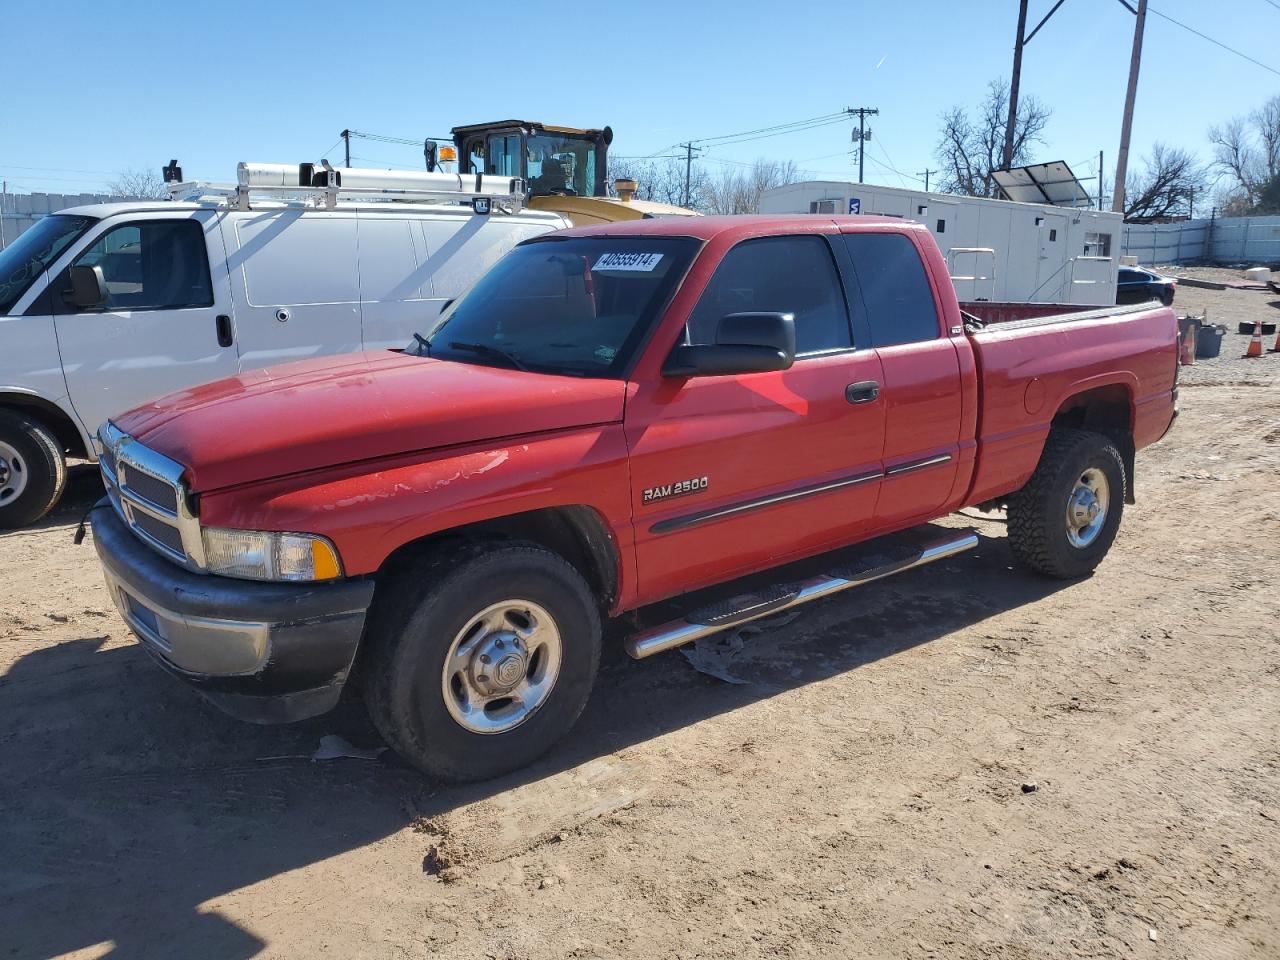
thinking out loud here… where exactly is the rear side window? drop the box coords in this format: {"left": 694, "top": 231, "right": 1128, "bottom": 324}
{"left": 841, "top": 233, "right": 940, "bottom": 347}
{"left": 687, "top": 235, "right": 851, "bottom": 355}
{"left": 72, "top": 220, "right": 212, "bottom": 312}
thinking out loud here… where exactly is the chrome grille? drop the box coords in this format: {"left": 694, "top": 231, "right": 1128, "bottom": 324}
{"left": 99, "top": 422, "right": 206, "bottom": 571}
{"left": 117, "top": 463, "right": 179, "bottom": 514}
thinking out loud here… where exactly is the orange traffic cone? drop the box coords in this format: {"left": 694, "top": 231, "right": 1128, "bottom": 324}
{"left": 1180, "top": 323, "right": 1197, "bottom": 365}
{"left": 1269, "top": 323, "right": 1280, "bottom": 354}
{"left": 1244, "top": 319, "right": 1264, "bottom": 358}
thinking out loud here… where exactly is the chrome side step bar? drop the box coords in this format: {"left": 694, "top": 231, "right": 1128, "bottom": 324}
{"left": 624, "top": 530, "right": 980, "bottom": 660}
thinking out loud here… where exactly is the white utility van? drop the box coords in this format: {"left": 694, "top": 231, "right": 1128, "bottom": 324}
{"left": 0, "top": 163, "right": 568, "bottom": 526}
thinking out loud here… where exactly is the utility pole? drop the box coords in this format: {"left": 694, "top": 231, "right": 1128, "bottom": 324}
{"left": 1002, "top": 0, "right": 1069, "bottom": 170}
{"left": 916, "top": 168, "right": 938, "bottom": 192}
{"left": 1112, "top": 0, "right": 1147, "bottom": 215}
{"left": 845, "top": 107, "right": 879, "bottom": 184}
{"left": 1098, "top": 149, "right": 1105, "bottom": 210}
{"left": 679, "top": 142, "right": 702, "bottom": 209}
{"left": 1003, "top": 0, "right": 1030, "bottom": 170}
{"left": 341, "top": 129, "right": 351, "bottom": 168}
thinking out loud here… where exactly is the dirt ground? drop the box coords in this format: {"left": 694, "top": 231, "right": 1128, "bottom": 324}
{"left": 2, "top": 280, "right": 1279, "bottom": 960}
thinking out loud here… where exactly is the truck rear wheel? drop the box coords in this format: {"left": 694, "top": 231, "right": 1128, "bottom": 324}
{"left": 361, "top": 540, "right": 601, "bottom": 782}
{"left": 0, "top": 410, "right": 67, "bottom": 529}
{"left": 1007, "top": 428, "right": 1126, "bottom": 580}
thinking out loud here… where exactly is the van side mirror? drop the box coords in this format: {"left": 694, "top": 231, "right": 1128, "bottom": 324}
{"left": 63, "top": 265, "right": 107, "bottom": 309}
{"left": 663, "top": 312, "right": 796, "bottom": 378}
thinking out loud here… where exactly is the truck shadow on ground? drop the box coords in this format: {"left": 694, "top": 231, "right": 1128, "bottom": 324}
{"left": 0, "top": 509, "right": 1071, "bottom": 959}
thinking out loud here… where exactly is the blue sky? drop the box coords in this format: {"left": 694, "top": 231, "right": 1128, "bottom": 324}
{"left": 1, "top": 0, "right": 1276, "bottom": 203}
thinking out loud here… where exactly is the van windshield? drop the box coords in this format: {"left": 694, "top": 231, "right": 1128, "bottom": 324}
{"left": 414, "top": 236, "right": 699, "bottom": 378}
{"left": 0, "top": 214, "right": 97, "bottom": 315}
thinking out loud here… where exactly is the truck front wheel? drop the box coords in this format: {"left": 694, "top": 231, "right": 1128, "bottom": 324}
{"left": 361, "top": 540, "right": 601, "bottom": 782}
{"left": 0, "top": 410, "right": 67, "bottom": 529}
{"left": 1007, "top": 428, "right": 1126, "bottom": 579}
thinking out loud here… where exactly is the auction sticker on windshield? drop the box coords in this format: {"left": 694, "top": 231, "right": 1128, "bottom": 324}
{"left": 593, "top": 252, "right": 663, "bottom": 272}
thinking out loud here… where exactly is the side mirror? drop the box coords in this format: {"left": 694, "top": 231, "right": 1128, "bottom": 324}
{"left": 663, "top": 312, "right": 796, "bottom": 378}
{"left": 63, "top": 265, "right": 107, "bottom": 309}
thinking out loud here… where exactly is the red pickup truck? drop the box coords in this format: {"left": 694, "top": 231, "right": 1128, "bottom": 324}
{"left": 90, "top": 215, "right": 1178, "bottom": 780}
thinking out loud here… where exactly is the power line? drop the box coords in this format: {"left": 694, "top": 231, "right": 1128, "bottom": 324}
{"left": 1148, "top": 5, "right": 1280, "bottom": 78}
{"left": 695, "top": 115, "right": 850, "bottom": 149}
{"left": 693, "top": 111, "right": 847, "bottom": 146}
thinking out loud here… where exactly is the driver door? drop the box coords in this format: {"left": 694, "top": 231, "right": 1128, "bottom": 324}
{"left": 626, "top": 233, "right": 887, "bottom": 601}
{"left": 52, "top": 211, "right": 240, "bottom": 438}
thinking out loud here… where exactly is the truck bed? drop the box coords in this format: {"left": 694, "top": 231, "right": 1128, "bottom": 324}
{"left": 960, "top": 300, "right": 1179, "bottom": 507}
{"left": 959, "top": 300, "right": 1155, "bottom": 328}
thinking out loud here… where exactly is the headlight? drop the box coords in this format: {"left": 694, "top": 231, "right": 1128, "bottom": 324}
{"left": 201, "top": 528, "right": 343, "bottom": 582}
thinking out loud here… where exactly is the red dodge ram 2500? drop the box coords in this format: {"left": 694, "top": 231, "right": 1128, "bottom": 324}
{"left": 90, "top": 215, "right": 1178, "bottom": 780}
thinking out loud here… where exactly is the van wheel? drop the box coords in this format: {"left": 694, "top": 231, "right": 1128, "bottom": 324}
{"left": 1007, "top": 429, "right": 1126, "bottom": 579}
{"left": 362, "top": 540, "right": 601, "bottom": 782}
{"left": 0, "top": 410, "right": 67, "bottom": 529}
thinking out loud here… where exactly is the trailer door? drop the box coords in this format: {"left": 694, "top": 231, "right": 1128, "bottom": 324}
{"left": 1036, "top": 212, "right": 1069, "bottom": 301}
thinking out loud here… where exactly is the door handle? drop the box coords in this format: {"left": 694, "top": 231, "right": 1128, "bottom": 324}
{"left": 215, "top": 314, "right": 234, "bottom": 348}
{"left": 845, "top": 380, "right": 880, "bottom": 404}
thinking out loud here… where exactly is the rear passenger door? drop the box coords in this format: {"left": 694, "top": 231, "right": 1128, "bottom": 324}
{"left": 224, "top": 211, "right": 363, "bottom": 369}
{"left": 836, "top": 231, "right": 962, "bottom": 526}
{"left": 627, "top": 233, "right": 887, "bottom": 600}
{"left": 355, "top": 213, "right": 439, "bottom": 351}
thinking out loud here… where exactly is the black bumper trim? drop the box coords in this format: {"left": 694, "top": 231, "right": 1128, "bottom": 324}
{"left": 91, "top": 501, "right": 376, "bottom": 723}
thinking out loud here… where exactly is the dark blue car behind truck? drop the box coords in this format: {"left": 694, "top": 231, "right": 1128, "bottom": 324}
{"left": 1116, "top": 266, "right": 1176, "bottom": 306}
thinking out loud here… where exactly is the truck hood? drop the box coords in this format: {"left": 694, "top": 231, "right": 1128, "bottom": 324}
{"left": 112, "top": 351, "right": 627, "bottom": 492}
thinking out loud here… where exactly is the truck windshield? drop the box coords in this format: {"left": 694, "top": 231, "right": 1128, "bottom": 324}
{"left": 0, "top": 214, "right": 96, "bottom": 315}
{"left": 416, "top": 236, "right": 699, "bottom": 378}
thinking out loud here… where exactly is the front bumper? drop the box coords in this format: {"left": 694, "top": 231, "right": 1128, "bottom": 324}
{"left": 91, "top": 501, "right": 376, "bottom": 723}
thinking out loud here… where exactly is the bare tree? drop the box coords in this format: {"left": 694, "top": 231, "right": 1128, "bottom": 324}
{"left": 1209, "top": 94, "right": 1280, "bottom": 211}
{"left": 609, "top": 157, "right": 708, "bottom": 210}
{"left": 1122, "top": 144, "right": 1207, "bottom": 221}
{"left": 108, "top": 167, "right": 168, "bottom": 200}
{"left": 935, "top": 78, "right": 1050, "bottom": 198}
{"left": 703, "top": 159, "right": 799, "bottom": 215}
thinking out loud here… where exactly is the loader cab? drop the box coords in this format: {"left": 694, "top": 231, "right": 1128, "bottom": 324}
{"left": 450, "top": 121, "right": 612, "bottom": 199}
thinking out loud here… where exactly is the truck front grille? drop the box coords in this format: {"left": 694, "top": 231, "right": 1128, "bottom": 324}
{"left": 99, "top": 423, "right": 205, "bottom": 571}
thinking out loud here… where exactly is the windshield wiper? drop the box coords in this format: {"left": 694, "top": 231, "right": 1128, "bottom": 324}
{"left": 410, "top": 332, "right": 432, "bottom": 357}
{"left": 448, "top": 341, "right": 530, "bottom": 372}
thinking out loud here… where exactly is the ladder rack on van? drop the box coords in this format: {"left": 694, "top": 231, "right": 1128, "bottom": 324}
{"left": 165, "top": 160, "right": 526, "bottom": 214}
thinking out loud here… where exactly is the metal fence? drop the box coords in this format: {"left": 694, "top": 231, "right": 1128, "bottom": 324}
{"left": 0, "top": 191, "right": 120, "bottom": 249}
{"left": 1121, "top": 215, "right": 1280, "bottom": 266}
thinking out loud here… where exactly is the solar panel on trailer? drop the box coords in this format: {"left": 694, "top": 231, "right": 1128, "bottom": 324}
{"left": 992, "top": 162, "right": 1094, "bottom": 208}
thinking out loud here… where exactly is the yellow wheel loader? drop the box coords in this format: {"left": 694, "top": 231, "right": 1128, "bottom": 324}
{"left": 441, "top": 120, "right": 698, "bottom": 226}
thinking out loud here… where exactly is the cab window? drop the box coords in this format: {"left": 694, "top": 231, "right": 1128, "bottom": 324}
{"left": 69, "top": 220, "right": 212, "bottom": 312}
{"left": 841, "top": 233, "right": 940, "bottom": 347}
{"left": 686, "top": 235, "right": 853, "bottom": 356}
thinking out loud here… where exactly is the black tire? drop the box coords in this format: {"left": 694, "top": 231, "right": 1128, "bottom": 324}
{"left": 1160, "top": 287, "right": 1175, "bottom": 307}
{"left": 0, "top": 410, "right": 67, "bottom": 529}
{"left": 1007, "top": 429, "right": 1126, "bottom": 580}
{"left": 361, "top": 539, "right": 601, "bottom": 782}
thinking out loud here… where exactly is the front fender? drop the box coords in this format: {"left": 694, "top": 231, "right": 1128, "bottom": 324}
{"left": 195, "top": 425, "right": 636, "bottom": 591}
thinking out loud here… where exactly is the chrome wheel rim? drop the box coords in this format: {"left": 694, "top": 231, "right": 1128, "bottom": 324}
{"left": 0, "top": 440, "right": 28, "bottom": 506}
{"left": 1066, "top": 467, "right": 1109, "bottom": 548}
{"left": 441, "top": 600, "right": 562, "bottom": 735}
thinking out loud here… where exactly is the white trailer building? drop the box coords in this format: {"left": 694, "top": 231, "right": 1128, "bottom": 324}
{"left": 759, "top": 179, "right": 1124, "bottom": 305}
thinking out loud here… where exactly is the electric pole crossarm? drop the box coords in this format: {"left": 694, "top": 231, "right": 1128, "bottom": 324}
{"left": 845, "top": 107, "right": 879, "bottom": 184}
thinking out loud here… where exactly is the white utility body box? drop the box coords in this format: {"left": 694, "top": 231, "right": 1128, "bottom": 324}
{"left": 760, "top": 180, "right": 1123, "bottom": 306}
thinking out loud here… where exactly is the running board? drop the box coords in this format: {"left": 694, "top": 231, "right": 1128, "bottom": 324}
{"left": 624, "top": 529, "right": 980, "bottom": 660}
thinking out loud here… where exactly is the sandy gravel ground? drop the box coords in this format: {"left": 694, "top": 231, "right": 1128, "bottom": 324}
{"left": 2, "top": 284, "right": 1278, "bottom": 960}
